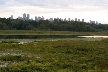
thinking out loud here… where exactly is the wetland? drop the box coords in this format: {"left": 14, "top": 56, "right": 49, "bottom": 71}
{"left": 0, "top": 30, "right": 108, "bottom": 72}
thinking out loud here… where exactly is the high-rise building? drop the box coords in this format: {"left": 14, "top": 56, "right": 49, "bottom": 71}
{"left": 9, "top": 15, "right": 13, "bottom": 19}
{"left": 68, "top": 18, "right": 71, "bottom": 21}
{"left": 23, "top": 13, "right": 26, "bottom": 20}
{"left": 41, "top": 16, "right": 44, "bottom": 20}
{"left": 61, "top": 19, "right": 63, "bottom": 21}
{"left": 10, "top": 15, "right": 13, "bottom": 19}
{"left": 75, "top": 18, "right": 77, "bottom": 21}
{"left": 57, "top": 17, "right": 59, "bottom": 21}
{"left": 27, "top": 14, "right": 30, "bottom": 20}
{"left": 35, "top": 16, "right": 38, "bottom": 22}
{"left": 90, "top": 20, "right": 95, "bottom": 24}
{"left": 49, "top": 18, "right": 53, "bottom": 22}
{"left": 38, "top": 16, "right": 41, "bottom": 21}
{"left": 18, "top": 16, "right": 23, "bottom": 20}
{"left": 78, "top": 19, "right": 80, "bottom": 22}
{"left": 64, "top": 18, "right": 66, "bottom": 21}
{"left": 82, "top": 19, "right": 84, "bottom": 22}
{"left": 96, "top": 21, "right": 98, "bottom": 24}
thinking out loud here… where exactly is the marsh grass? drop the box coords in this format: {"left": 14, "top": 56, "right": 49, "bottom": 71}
{"left": 0, "top": 39, "right": 108, "bottom": 72}
{"left": 0, "top": 30, "right": 108, "bottom": 35}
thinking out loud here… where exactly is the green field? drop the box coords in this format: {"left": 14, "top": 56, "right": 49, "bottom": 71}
{"left": 0, "top": 30, "right": 108, "bottom": 35}
{"left": 0, "top": 38, "right": 108, "bottom": 72}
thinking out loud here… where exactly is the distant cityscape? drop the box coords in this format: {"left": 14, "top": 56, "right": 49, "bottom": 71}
{"left": 8, "top": 13, "right": 101, "bottom": 24}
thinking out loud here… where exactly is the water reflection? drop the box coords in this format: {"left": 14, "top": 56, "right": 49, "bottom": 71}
{"left": 0, "top": 35, "right": 80, "bottom": 39}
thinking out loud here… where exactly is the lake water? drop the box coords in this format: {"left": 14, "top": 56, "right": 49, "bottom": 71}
{"left": 78, "top": 36, "right": 108, "bottom": 38}
{"left": 0, "top": 35, "right": 108, "bottom": 39}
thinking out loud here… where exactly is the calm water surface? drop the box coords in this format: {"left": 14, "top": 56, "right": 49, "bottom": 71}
{"left": 0, "top": 35, "right": 81, "bottom": 39}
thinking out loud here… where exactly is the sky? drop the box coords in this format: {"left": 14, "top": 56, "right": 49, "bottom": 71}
{"left": 0, "top": 0, "right": 108, "bottom": 24}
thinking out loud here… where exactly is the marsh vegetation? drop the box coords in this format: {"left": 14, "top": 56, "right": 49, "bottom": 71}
{"left": 0, "top": 38, "right": 108, "bottom": 72}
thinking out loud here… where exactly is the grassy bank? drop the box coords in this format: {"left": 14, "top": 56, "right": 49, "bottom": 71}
{"left": 0, "top": 39, "right": 108, "bottom": 71}
{"left": 0, "top": 30, "right": 108, "bottom": 35}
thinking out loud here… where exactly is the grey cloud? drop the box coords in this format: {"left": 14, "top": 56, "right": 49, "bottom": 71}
{"left": 2, "top": 0, "right": 108, "bottom": 8}
{"left": 15, "top": 0, "right": 108, "bottom": 9}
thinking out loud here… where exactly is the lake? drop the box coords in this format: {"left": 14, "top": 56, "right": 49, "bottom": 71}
{"left": 0, "top": 35, "right": 108, "bottom": 39}
{"left": 0, "top": 35, "right": 81, "bottom": 39}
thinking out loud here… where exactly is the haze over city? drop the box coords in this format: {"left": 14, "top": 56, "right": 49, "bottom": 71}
{"left": 0, "top": 0, "right": 108, "bottom": 24}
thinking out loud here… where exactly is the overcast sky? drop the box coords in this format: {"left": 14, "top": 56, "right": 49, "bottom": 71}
{"left": 0, "top": 0, "right": 108, "bottom": 24}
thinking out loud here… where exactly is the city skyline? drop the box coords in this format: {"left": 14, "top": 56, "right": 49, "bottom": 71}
{"left": 0, "top": 0, "right": 108, "bottom": 24}
{"left": 8, "top": 13, "right": 100, "bottom": 24}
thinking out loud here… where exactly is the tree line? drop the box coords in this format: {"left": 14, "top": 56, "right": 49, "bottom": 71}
{"left": 0, "top": 18, "right": 108, "bottom": 32}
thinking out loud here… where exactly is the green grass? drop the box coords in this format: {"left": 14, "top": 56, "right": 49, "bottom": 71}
{"left": 0, "top": 39, "right": 108, "bottom": 72}
{"left": 0, "top": 30, "right": 108, "bottom": 35}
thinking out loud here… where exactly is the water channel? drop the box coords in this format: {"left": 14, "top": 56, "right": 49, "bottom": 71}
{"left": 0, "top": 35, "right": 82, "bottom": 39}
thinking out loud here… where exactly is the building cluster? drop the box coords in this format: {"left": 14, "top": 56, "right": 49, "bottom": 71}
{"left": 17, "top": 13, "right": 30, "bottom": 20}
{"left": 8, "top": 13, "right": 100, "bottom": 24}
{"left": 75, "top": 18, "right": 84, "bottom": 22}
{"left": 35, "top": 16, "right": 44, "bottom": 21}
{"left": 90, "top": 20, "right": 99, "bottom": 24}
{"left": 9, "top": 15, "right": 13, "bottom": 20}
